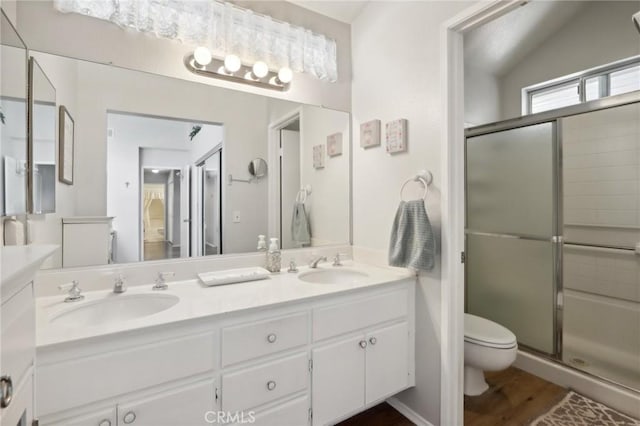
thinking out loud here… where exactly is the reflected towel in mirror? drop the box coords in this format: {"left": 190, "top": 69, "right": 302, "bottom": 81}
{"left": 388, "top": 200, "right": 435, "bottom": 271}
{"left": 291, "top": 202, "right": 311, "bottom": 245}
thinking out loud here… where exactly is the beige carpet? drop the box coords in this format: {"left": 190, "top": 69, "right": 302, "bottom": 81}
{"left": 531, "top": 391, "right": 640, "bottom": 426}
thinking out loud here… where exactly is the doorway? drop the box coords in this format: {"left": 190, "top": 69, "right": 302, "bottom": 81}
{"left": 142, "top": 168, "right": 184, "bottom": 261}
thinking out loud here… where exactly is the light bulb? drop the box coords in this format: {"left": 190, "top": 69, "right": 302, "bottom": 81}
{"left": 193, "top": 47, "right": 212, "bottom": 66}
{"left": 277, "top": 67, "right": 293, "bottom": 84}
{"left": 252, "top": 61, "right": 269, "bottom": 79}
{"left": 224, "top": 54, "right": 241, "bottom": 73}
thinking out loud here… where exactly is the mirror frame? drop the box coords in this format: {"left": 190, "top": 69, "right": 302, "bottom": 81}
{"left": 28, "top": 56, "right": 57, "bottom": 214}
{"left": 0, "top": 9, "right": 29, "bottom": 218}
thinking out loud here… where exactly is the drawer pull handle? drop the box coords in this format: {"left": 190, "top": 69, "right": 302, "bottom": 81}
{"left": 0, "top": 375, "right": 13, "bottom": 408}
{"left": 359, "top": 340, "right": 367, "bottom": 349}
{"left": 267, "top": 333, "right": 277, "bottom": 343}
{"left": 266, "top": 380, "right": 277, "bottom": 391}
{"left": 369, "top": 337, "right": 377, "bottom": 345}
{"left": 99, "top": 420, "right": 112, "bottom": 426}
{"left": 123, "top": 411, "right": 136, "bottom": 424}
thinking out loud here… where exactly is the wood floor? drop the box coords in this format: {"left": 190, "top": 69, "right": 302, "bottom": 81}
{"left": 464, "top": 367, "right": 568, "bottom": 426}
{"left": 339, "top": 367, "right": 568, "bottom": 426}
{"left": 337, "top": 403, "right": 414, "bottom": 426}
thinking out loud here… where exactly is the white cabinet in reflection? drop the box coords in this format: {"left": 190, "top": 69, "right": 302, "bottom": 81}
{"left": 62, "top": 216, "right": 114, "bottom": 267}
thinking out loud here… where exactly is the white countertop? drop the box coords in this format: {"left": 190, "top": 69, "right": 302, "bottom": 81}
{"left": 36, "top": 261, "right": 414, "bottom": 348}
{"left": 2, "top": 244, "right": 59, "bottom": 301}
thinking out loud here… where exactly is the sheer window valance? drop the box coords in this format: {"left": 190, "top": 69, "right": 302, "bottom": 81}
{"left": 53, "top": 0, "right": 338, "bottom": 82}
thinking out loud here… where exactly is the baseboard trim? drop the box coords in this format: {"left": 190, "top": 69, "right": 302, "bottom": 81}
{"left": 386, "top": 397, "right": 434, "bottom": 426}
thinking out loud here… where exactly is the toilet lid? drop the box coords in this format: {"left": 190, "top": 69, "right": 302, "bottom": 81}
{"left": 464, "top": 313, "right": 517, "bottom": 349}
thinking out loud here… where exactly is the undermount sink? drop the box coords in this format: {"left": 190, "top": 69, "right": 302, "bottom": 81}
{"left": 298, "top": 268, "right": 369, "bottom": 284}
{"left": 50, "top": 293, "right": 180, "bottom": 327}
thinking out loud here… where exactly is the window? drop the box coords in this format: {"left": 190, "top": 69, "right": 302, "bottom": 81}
{"left": 523, "top": 56, "right": 640, "bottom": 115}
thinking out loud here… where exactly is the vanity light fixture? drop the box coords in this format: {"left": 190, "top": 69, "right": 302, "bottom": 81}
{"left": 193, "top": 46, "right": 212, "bottom": 66}
{"left": 151, "top": 169, "right": 160, "bottom": 174}
{"left": 252, "top": 61, "right": 269, "bottom": 79}
{"left": 277, "top": 67, "right": 293, "bottom": 84}
{"left": 223, "top": 54, "right": 242, "bottom": 73}
{"left": 184, "top": 49, "right": 292, "bottom": 91}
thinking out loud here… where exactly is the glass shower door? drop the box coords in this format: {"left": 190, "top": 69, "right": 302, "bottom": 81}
{"left": 466, "top": 122, "right": 559, "bottom": 355}
{"left": 561, "top": 102, "right": 640, "bottom": 390}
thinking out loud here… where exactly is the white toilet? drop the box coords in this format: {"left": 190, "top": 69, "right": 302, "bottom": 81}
{"left": 464, "top": 313, "right": 518, "bottom": 396}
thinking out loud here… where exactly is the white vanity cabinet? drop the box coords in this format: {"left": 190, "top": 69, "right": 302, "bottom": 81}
{"left": 36, "top": 278, "right": 415, "bottom": 426}
{"left": 311, "top": 289, "right": 411, "bottom": 425}
{"left": 1, "top": 284, "right": 36, "bottom": 426}
{"left": 1, "top": 245, "right": 57, "bottom": 426}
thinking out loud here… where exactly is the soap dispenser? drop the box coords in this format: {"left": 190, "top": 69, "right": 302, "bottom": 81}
{"left": 257, "top": 235, "right": 267, "bottom": 252}
{"left": 266, "top": 238, "right": 281, "bottom": 273}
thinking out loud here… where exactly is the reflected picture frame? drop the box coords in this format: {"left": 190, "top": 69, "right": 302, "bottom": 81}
{"left": 59, "top": 105, "right": 74, "bottom": 185}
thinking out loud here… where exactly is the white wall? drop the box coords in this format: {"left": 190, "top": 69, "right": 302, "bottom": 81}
{"left": 499, "top": 1, "right": 640, "bottom": 120}
{"left": 351, "top": 2, "right": 473, "bottom": 424}
{"left": 15, "top": 0, "right": 352, "bottom": 112}
{"left": 464, "top": 65, "right": 501, "bottom": 126}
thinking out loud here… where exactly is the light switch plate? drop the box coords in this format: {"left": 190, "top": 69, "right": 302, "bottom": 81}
{"left": 233, "top": 211, "right": 241, "bottom": 223}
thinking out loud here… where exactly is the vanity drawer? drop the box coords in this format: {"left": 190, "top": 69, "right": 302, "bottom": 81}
{"left": 313, "top": 288, "right": 408, "bottom": 341}
{"left": 222, "top": 352, "right": 308, "bottom": 413}
{"left": 37, "top": 332, "right": 216, "bottom": 416}
{"left": 222, "top": 312, "right": 308, "bottom": 367}
{"left": 231, "top": 395, "right": 309, "bottom": 426}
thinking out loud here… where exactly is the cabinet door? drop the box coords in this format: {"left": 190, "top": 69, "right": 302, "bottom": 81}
{"left": 312, "top": 335, "right": 365, "bottom": 426}
{"left": 117, "top": 379, "right": 215, "bottom": 426}
{"left": 365, "top": 322, "right": 409, "bottom": 404}
{"left": 47, "top": 407, "right": 116, "bottom": 426}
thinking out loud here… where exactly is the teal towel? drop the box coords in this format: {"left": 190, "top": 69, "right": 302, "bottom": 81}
{"left": 388, "top": 200, "right": 435, "bottom": 271}
{"left": 291, "top": 202, "right": 311, "bottom": 245}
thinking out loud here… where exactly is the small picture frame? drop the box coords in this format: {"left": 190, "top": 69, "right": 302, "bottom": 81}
{"left": 59, "top": 105, "right": 74, "bottom": 184}
{"left": 327, "top": 133, "right": 343, "bottom": 157}
{"left": 386, "top": 118, "right": 408, "bottom": 154}
{"left": 360, "top": 119, "right": 381, "bottom": 148}
{"left": 313, "top": 144, "right": 325, "bottom": 169}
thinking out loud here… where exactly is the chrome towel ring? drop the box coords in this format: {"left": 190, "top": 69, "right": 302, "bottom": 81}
{"left": 400, "top": 170, "right": 432, "bottom": 201}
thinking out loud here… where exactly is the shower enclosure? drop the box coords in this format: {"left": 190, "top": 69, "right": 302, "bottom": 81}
{"left": 465, "top": 93, "right": 640, "bottom": 392}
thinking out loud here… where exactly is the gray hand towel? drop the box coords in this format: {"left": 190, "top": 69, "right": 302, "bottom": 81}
{"left": 291, "top": 202, "right": 311, "bottom": 245}
{"left": 388, "top": 199, "right": 435, "bottom": 271}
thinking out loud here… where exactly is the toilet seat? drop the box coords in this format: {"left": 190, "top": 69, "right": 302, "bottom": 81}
{"left": 464, "top": 313, "right": 517, "bottom": 349}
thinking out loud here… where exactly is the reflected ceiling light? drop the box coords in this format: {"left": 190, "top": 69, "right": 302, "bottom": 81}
{"left": 151, "top": 169, "right": 160, "bottom": 174}
{"left": 193, "top": 46, "right": 212, "bottom": 66}
{"left": 277, "top": 67, "right": 293, "bottom": 84}
{"left": 224, "top": 54, "right": 242, "bottom": 73}
{"left": 252, "top": 61, "right": 269, "bottom": 79}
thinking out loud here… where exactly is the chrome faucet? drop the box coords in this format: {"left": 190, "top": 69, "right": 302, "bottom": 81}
{"left": 113, "top": 273, "right": 126, "bottom": 294}
{"left": 333, "top": 252, "right": 346, "bottom": 267}
{"left": 309, "top": 256, "right": 327, "bottom": 268}
{"left": 153, "top": 271, "right": 174, "bottom": 290}
{"left": 58, "top": 280, "right": 84, "bottom": 302}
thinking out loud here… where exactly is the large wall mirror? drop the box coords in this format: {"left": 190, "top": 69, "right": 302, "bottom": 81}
{"left": 30, "top": 51, "right": 351, "bottom": 269}
{"left": 28, "top": 57, "right": 56, "bottom": 214}
{"left": 0, "top": 11, "right": 28, "bottom": 217}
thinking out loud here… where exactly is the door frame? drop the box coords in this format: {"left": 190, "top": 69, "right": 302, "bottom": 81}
{"left": 267, "top": 107, "right": 303, "bottom": 242}
{"left": 194, "top": 145, "right": 223, "bottom": 256}
{"left": 441, "top": 2, "right": 524, "bottom": 424}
